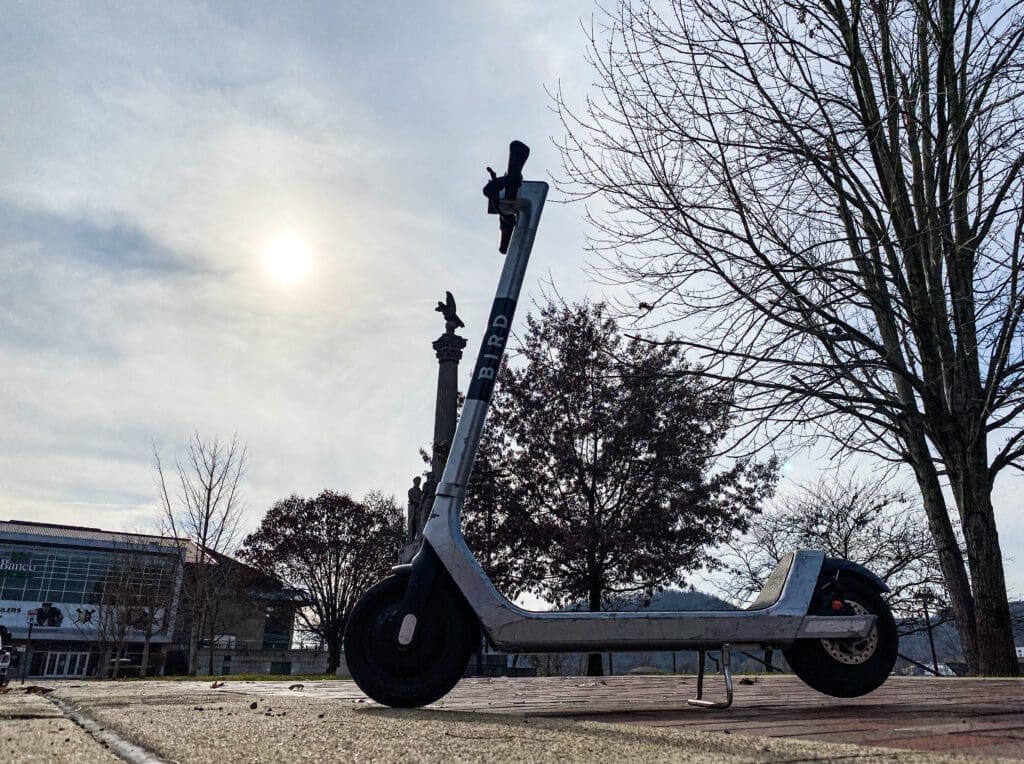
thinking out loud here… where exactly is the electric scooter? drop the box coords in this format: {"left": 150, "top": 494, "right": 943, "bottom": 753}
{"left": 343, "top": 141, "right": 898, "bottom": 709}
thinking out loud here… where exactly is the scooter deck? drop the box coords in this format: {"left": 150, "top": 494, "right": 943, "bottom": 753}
{"left": 424, "top": 522, "right": 873, "bottom": 652}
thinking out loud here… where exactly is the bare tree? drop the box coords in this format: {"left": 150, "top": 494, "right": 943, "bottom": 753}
{"left": 87, "top": 559, "right": 135, "bottom": 678}
{"left": 98, "top": 552, "right": 178, "bottom": 678}
{"left": 557, "top": 0, "right": 1023, "bottom": 674}
{"left": 68, "top": 540, "right": 178, "bottom": 678}
{"left": 155, "top": 432, "right": 246, "bottom": 675}
{"left": 125, "top": 551, "right": 178, "bottom": 678}
{"left": 727, "top": 476, "right": 951, "bottom": 632}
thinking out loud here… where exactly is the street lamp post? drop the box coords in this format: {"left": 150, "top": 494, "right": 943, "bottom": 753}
{"left": 21, "top": 617, "right": 34, "bottom": 685}
{"left": 917, "top": 590, "right": 939, "bottom": 675}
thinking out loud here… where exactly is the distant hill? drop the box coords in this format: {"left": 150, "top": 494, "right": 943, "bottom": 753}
{"left": 897, "top": 600, "right": 1023, "bottom": 665}
{"left": 644, "top": 588, "right": 737, "bottom": 612}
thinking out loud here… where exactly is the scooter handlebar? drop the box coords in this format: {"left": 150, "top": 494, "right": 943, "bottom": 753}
{"left": 483, "top": 140, "right": 531, "bottom": 253}
{"left": 504, "top": 140, "right": 530, "bottom": 193}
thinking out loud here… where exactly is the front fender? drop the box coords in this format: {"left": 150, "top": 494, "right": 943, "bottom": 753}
{"left": 821, "top": 558, "right": 890, "bottom": 593}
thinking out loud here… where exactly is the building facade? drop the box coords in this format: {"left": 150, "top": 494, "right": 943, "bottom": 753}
{"left": 0, "top": 520, "right": 302, "bottom": 678}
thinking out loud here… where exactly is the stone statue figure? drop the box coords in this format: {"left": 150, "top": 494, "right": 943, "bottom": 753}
{"left": 406, "top": 476, "right": 423, "bottom": 541}
{"left": 435, "top": 291, "right": 465, "bottom": 333}
{"left": 416, "top": 475, "right": 438, "bottom": 536}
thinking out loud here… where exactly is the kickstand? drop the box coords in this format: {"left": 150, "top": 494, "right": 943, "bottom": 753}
{"left": 687, "top": 646, "right": 734, "bottom": 709}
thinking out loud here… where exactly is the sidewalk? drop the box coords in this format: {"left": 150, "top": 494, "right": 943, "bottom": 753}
{"left": 0, "top": 690, "right": 116, "bottom": 763}
{"left": 238, "top": 674, "right": 1024, "bottom": 760}
{"left": 1, "top": 676, "right": 1020, "bottom": 763}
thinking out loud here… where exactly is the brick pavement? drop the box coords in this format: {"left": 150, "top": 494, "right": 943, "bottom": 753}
{"left": 236, "top": 675, "right": 1024, "bottom": 760}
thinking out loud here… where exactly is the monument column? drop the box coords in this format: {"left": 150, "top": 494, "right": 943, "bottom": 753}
{"left": 400, "top": 291, "right": 467, "bottom": 564}
{"left": 431, "top": 331, "right": 467, "bottom": 482}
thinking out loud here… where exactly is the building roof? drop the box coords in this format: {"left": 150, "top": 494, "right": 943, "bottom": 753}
{"left": 202, "top": 547, "right": 304, "bottom": 603}
{"left": 0, "top": 520, "right": 207, "bottom": 562}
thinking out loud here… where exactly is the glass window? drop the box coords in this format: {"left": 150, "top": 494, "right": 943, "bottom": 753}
{"left": 1, "top": 543, "right": 180, "bottom": 620}
{"left": 0, "top": 577, "right": 26, "bottom": 600}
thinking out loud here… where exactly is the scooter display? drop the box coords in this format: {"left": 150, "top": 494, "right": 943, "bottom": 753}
{"left": 343, "top": 142, "right": 898, "bottom": 709}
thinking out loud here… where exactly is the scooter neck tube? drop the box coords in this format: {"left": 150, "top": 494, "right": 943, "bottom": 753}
{"left": 437, "top": 180, "right": 548, "bottom": 497}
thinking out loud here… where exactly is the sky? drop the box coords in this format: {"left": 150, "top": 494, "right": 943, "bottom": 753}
{"left": 1, "top": 1, "right": 1022, "bottom": 600}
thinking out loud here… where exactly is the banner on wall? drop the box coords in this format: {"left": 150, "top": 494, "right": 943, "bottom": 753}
{"left": 0, "top": 599, "right": 170, "bottom": 641}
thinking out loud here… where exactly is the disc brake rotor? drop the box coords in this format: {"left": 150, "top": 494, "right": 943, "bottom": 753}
{"left": 820, "top": 600, "right": 878, "bottom": 665}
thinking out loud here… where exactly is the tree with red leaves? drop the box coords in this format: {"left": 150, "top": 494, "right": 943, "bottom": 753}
{"left": 240, "top": 490, "right": 403, "bottom": 673}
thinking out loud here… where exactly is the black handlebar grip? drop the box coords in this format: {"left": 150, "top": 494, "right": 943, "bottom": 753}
{"left": 504, "top": 141, "right": 530, "bottom": 200}
{"left": 507, "top": 140, "right": 530, "bottom": 177}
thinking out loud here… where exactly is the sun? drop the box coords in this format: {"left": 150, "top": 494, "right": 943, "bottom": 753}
{"left": 263, "top": 234, "right": 312, "bottom": 284}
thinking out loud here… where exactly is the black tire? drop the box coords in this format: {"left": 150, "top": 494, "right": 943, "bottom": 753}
{"left": 783, "top": 575, "right": 897, "bottom": 698}
{"left": 343, "top": 573, "right": 477, "bottom": 708}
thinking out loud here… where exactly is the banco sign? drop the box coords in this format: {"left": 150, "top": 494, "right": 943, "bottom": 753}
{"left": 0, "top": 553, "right": 37, "bottom": 578}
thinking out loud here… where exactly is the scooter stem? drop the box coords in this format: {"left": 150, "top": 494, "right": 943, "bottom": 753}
{"left": 400, "top": 180, "right": 547, "bottom": 621}
{"left": 436, "top": 180, "right": 548, "bottom": 500}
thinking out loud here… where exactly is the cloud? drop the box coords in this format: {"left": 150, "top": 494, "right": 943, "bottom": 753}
{"left": 2, "top": 1, "right": 1019, "bottom": 600}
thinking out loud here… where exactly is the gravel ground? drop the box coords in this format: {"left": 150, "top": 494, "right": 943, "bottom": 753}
{"left": 0, "top": 689, "right": 118, "bottom": 763}
{"left": 30, "top": 681, "right": 1004, "bottom": 764}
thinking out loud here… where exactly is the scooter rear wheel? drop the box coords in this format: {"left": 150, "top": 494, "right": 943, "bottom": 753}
{"left": 343, "top": 573, "right": 477, "bottom": 708}
{"left": 783, "top": 575, "right": 897, "bottom": 697}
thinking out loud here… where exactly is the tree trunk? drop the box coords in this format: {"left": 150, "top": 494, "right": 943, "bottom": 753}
{"left": 951, "top": 452, "right": 1019, "bottom": 676}
{"left": 187, "top": 619, "right": 200, "bottom": 676}
{"left": 586, "top": 580, "right": 603, "bottom": 676}
{"left": 141, "top": 633, "right": 151, "bottom": 678}
{"left": 112, "top": 641, "right": 122, "bottom": 679}
{"left": 326, "top": 628, "right": 341, "bottom": 675}
{"left": 207, "top": 616, "right": 216, "bottom": 675}
{"left": 902, "top": 421, "right": 980, "bottom": 671}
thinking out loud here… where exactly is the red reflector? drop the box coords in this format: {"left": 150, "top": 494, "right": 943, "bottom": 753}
{"left": 831, "top": 599, "right": 844, "bottom": 611}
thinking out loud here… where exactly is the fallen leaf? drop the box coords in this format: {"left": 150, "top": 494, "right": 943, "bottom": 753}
{"left": 24, "top": 686, "right": 55, "bottom": 695}
{"left": 211, "top": 681, "right": 226, "bottom": 689}
{"left": 288, "top": 683, "right": 304, "bottom": 691}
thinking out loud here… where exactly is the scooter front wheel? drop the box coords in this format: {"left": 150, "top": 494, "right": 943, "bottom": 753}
{"left": 783, "top": 575, "right": 897, "bottom": 697}
{"left": 343, "top": 574, "right": 477, "bottom": 708}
